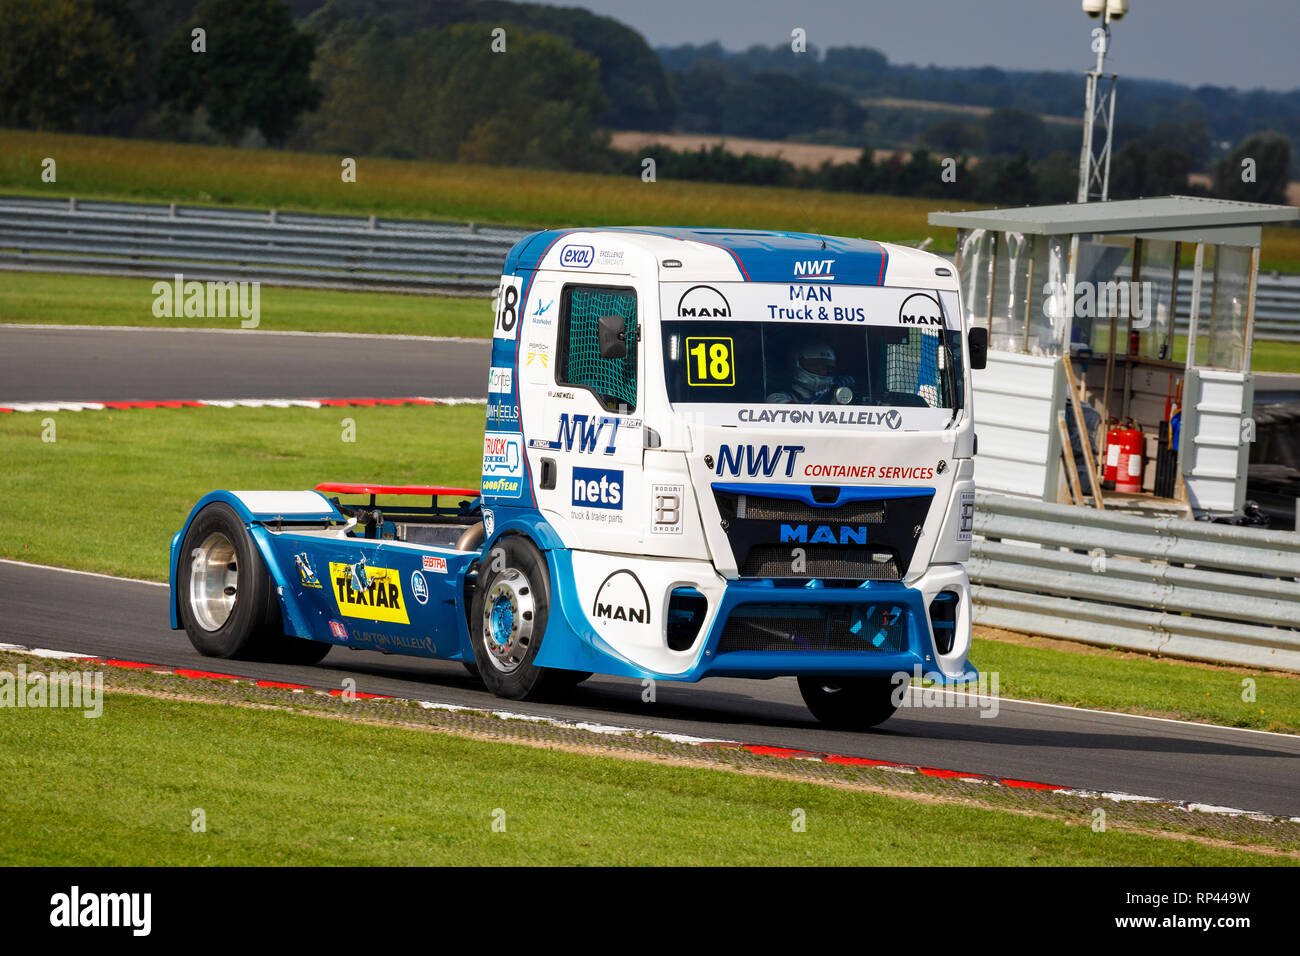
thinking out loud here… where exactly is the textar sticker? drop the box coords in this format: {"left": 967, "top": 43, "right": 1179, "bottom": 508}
{"left": 329, "top": 563, "right": 409, "bottom": 624}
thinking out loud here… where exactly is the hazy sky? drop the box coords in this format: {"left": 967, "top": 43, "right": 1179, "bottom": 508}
{"left": 533, "top": 0, "right": 1300, "bottom": 92}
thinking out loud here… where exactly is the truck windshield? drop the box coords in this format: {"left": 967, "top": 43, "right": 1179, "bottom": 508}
{"left": 662, "top": 321, "right": 963, "bottom": 410}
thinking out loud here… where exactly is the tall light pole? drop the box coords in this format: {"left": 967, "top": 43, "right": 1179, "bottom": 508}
{"left": 1077, "top": 0, "right": 1128, "bottom": 203}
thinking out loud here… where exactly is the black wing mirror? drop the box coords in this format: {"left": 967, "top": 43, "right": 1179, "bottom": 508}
{"left": 598, "top": 314, "right": 628, "bottom": 359}
{"left": 968, "top": 327, "right": 988, "bottom": 370}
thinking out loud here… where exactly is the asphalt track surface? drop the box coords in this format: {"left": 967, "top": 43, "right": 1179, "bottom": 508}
{"left": 0, "top": 326, "right": 490, "bottom": 402}
{"left": 5, "top": 561, "right": 1299, "bottom": 818}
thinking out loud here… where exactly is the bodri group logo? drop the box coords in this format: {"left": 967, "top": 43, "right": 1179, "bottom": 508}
{"left": 481, "top": 433, "right": 524, "bottom": 498}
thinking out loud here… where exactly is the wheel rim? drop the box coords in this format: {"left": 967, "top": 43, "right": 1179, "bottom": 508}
{"left": 189, "top": 532, "right": 238, "bottom": 631}
{"left": 481, "top": 568, "right": 535, "bottom": 673}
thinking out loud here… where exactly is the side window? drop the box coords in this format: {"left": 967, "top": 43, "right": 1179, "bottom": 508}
{"left": 557, "top": 285, "right": 638, "bottom": 412}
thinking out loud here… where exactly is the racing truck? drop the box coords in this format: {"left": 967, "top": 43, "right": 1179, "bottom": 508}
{"left": 169, "top": 227, "right": 988, "bottom": 728}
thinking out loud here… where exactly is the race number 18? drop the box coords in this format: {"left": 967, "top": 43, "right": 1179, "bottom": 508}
{"left": 494, "top": 276, "right": 523, "bottom": 341}
{"left": 685, "top": 336, "right": 735, "bottom": 386}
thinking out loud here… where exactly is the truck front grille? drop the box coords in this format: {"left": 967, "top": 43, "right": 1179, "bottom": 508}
{"left": 739, "top": 546, "right": 900, "bottom": 581}
{"left": 717, "top": 604, "right": 908, "bottom": 654}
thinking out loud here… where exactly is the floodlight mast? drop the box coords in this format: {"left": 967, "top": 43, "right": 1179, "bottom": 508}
{"left": 1077, "top": 0, "right": 1128, "bottom": 202}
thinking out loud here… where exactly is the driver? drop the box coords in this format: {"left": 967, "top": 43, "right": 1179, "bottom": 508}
{"left": 766, "top": 340, "right": 854, "bottom": 403}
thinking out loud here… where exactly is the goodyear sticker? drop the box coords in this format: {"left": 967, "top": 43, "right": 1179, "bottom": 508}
{"left": 329, "top": 562, "right": 410, "bottom": 625}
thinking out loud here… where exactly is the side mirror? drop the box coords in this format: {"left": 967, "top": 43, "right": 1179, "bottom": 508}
{"left": 968, "top": 327, "right": 988, "bottom": 370}
{"left": 598, "top": 314, "right": 628, "bottom": 359}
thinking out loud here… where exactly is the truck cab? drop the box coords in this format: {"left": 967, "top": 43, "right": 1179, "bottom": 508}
{"left": 169, "top": 227, "right": 984, "bottom": 728}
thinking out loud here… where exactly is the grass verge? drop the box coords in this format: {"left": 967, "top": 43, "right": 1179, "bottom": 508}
{"left": 2, "top": 403, "right": 1298, "bottom": 735}
{"left": 0, "top": 271, "right": 491, "bottom": 337}
{"left": 3, "top": 129, "right": 1299, "bottom": 269}
{"left": 0, "top": 650, "right": 1290, "bottom": 865}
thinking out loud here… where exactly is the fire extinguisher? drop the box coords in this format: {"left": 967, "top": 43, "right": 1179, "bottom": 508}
{"left": 1103, "top": 418, "right": 1124, "bottom": 488}
{"left": 1115, "top": 420, "right": 1144, "bottom": 494}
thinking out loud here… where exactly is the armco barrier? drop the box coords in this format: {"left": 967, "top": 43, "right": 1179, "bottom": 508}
{"left": 969, "top": 492, "right": 1300, "bottom": 671}
{"left": 0, "top": 195, "right": 531, "bottom": 295}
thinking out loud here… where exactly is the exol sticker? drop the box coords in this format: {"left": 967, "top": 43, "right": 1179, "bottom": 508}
{"left": 493, "top": 275, "right": 523, "bottom": 341}
{"left": 328, "top": 620, "right": 349, "bottom": 640}
{"left": 482, "top": 508, "right": 495, "bottom": 536}
{"left": 651, "top": 483, "right": 684, "bottom": 535}
{"left": 898, "top": 292, "right": 944, "bottom": 327}
{"left": 677, "top": 285, "right": 731, "bottom": 318}
{"left": 596, "top": 248, "right": 625, "bottom": 268}
{"left": 422, "top": 555, "right": 448, "bottom": 574}
{"left": 410, "top": 570, "right": 429, "bottom": 605}
{"left": 592, "top": 570, "right": 650, "bottom": 625}
{"left": 559, "top": 244, "right": 594, "bottom": 268}
{"left": 481, "top": 434, "right": 524, "bottom": 498}
{"left": 571, "top": 467, "right": 623, "bottom": 510}
{"left": 958, "top": 490, "right": 975, "bottom": 542}
{"left": 487, "top": 367, "right": 513, "bottom": 394}
{"left": 295, "top": 553, "right": 322, "bottom": 589}
{"left": 329, "top": 563, "right": 410, "bottom": 625}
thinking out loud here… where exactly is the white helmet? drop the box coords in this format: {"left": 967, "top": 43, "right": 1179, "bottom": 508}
{"left": 791, "top": 341, "right": 836, "bottom": 400}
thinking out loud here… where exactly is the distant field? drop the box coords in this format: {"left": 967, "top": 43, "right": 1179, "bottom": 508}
{"left": 0, "top": 271, "right": 490, "bottom": 337}
{"left": 0, "top": 129, "right": 959, "bottom": 250}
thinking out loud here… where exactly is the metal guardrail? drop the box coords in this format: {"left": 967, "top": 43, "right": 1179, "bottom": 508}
{"left": 969, "top": 492, "right": 1300, "bottom": 671}
{"left": 0, "top": 196, "right": 532, "bottom": 295}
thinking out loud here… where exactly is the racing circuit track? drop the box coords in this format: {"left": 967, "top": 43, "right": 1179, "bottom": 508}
{"left": 3, "top": 323, "right": 1299, "bottom": 818}
{"left": 4, "top": 561, "right": 1300, "bottom": 818}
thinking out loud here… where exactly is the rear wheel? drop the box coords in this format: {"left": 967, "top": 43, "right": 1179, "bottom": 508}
{"left": 798, "top": 676, "right": 901, "bottom": 729}
{"left": 178, "top": 502, "right": 330, "bottom": 664}
{"left": 469, "top": 537, "right": 572, "bottom": 700}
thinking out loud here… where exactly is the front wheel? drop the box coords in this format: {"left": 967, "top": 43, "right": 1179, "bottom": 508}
{"left": 469, "top": 537, "right": 569, "bottom": 700}
{"left": 798, "top": 675, "right": 901, "bottom": 729}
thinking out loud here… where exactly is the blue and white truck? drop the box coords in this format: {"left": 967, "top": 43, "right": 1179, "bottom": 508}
{"left": 170, "top": 228, "right": 988, "bottom": 727}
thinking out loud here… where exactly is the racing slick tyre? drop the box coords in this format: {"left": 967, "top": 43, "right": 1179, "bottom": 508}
{"left": 797, "top": 675, "right": 901, "bottom": 729}
{"left": 178, "top": 502, "right": 329, "bottom": 664}
{"left": 470, "top": 536, "right": 571, "bottom": 700}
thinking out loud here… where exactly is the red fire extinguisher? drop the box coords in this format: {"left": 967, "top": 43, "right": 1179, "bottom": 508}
{"left": 1115, "top": 421, "right": 1144, "bottom": 494}
{"left": 1104, "top": 418, "right": 1124, "bottom": 487}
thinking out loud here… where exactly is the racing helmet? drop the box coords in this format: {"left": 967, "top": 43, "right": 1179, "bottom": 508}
{"left": 791, "top": 340, "right": 836, "bottom": 400}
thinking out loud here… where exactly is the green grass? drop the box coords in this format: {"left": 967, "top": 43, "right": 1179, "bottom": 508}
{"left": 0, "top": 692, "right": 1278, "bottom": 865}
{"left": 972, "top": 637, "right": 1299, "bottom": 734}
{"left": 0, "top": 128, "right": 959, "bottom": 250}
{"left": 0, "top": 404, "right": 484, "bottom": 580}
{"left": 0, "top": 271, "right": 492, "bottom": 337}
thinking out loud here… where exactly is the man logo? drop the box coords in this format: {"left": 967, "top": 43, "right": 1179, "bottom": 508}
{"left": 592, "top": 569, "right": 650, "bottom": 626}
{"left": 898, "top": 292, "right": 945, "bottom": 327}
{"left": 884, "top": 409, "right": 903, "bottom": 430}
{"left": 677, "top": 285, "right": 731, "bottom": 318}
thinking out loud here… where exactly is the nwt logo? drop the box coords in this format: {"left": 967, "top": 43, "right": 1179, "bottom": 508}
{"left": 793, "top": 258, "right": 835, "bottom": 280}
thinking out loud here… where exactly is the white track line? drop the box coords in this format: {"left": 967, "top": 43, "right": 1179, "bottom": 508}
{"left": 0, "top": 323, "right": 489, "bottom": 344}
{"left": 0, "top": 558, "right": 168, "bottom": 588}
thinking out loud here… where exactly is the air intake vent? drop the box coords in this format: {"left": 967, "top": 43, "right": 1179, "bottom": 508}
{"left": 717, "top": 604, "right": 908, "bottom": 654}
{"left": 740, "top": 546, "right": 900, "bottom": 580}
{"left": 929, "top": 591, "right": 958, "bottom": 655}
